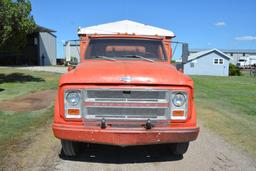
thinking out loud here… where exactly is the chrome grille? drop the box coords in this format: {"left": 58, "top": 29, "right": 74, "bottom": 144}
{"left": 86, "top": 107, "right": 167, "bottom": 119}
{"left": 86, "top": 90, "right": 167, "bottom": 100}
{"left": 83, "top": 89, "right": 171, "bottom": 123}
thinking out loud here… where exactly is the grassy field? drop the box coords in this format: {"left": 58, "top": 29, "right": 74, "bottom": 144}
{"left": 0, "top": 68, "right": 60, "bottom": 160}
{"left": 193, "top": 73, "right": 256, "bottom": 157}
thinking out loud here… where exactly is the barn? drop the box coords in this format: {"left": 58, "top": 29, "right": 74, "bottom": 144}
{"left": 184, "top": 48, "right": 232, "bottom": 76}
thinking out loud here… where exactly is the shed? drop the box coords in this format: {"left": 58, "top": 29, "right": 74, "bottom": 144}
{"left": 64, "top": 40, "right": 80, "bottom": 64}
{"left": 0, "top": 25, "right": 56, "bottom": 66}
{"left": 36, "top": 25, "right": 57, "bottom": 66}
{"left": 184, "top": 48, "right": 232, "bottom": 76}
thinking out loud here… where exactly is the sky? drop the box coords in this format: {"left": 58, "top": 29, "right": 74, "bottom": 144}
{"left": 30, "top": 0, "right": 256, "bottom": 59}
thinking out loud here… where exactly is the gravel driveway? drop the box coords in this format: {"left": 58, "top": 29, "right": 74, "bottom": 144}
{"left": 15, "top": 66, "right": 67, "bottom": 73}
{"left": 4, "top": 123, "right": 255, "bottom": 171}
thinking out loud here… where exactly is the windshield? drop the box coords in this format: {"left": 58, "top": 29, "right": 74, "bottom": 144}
{"left": 85, "top": 38, "right": 166, "bottom": 61}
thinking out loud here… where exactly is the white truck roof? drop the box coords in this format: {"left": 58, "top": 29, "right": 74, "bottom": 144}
{"left": 77, "top": 20, "right": 175, "bottom": 37}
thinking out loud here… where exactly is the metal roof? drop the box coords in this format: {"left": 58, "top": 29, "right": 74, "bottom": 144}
{"left": 36, "top": 25, "right": 56, "bottom": 32}
{"left": 190, "top": 48, "right": 256, "bottom": 54}
{"left": 77, "top": 20, "right": 175, "bottom": 37}
{"left": 64, "top": 40, "right": 79, "bottom": 46}
{"left": 188, "top": 48, "right": 232, "bottom": 62}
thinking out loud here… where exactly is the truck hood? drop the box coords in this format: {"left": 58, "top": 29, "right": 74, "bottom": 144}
{"left": 59, "top": 60, "right": 193, "bottom": 87}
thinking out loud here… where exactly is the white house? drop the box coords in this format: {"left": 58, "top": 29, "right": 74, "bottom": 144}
{"left": 190, "top": 49, "right": 256, "bottom": 65}
{"left": 183, "top": 48, "right": 232, "bottom": 76}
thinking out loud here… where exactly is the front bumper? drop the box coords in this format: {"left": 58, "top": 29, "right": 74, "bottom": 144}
{"left": 52, "top": 123, "right": 199, "bottom": 146}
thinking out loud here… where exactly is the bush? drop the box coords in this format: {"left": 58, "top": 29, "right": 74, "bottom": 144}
{"left": 229, "top": 63, "right": 241, "bottom": 76}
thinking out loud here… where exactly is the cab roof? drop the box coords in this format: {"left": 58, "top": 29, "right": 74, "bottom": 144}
{"left": 77, "top": 20, "right": 175, "bottom": 38}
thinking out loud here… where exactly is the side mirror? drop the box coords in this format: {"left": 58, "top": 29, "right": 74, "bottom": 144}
{"left": 182, "top": 43, "right": 189, "bottom": 64}
{"left": 67, "top": 58, "right": 78, "bottom": 72}
{"left": 67, "top": 66, "right": 75, "bottom": 72}
{"left": 67, "top": 62, "right": 78, "bottom": 71}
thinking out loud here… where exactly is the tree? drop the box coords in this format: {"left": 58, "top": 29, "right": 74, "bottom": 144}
{"left": 229, "top": 63, "right": 241, "bottom": 76}
{"left": 0, "top": 0, "right": 36, "bottom": 52}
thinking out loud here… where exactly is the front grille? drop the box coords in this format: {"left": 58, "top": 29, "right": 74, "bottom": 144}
{"left": 86, "top": 107, "right": 167, "bottom": 119}
{"left": 83, "top": 89, "right": 171, "bottom": 123}
{"left": 86, "top": 90, "right": 167, "bottom": 101}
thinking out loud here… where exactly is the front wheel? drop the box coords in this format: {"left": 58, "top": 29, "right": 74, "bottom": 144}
{"left": 169, "top": 142, "right": 189, "bottom": 155}
{"left": 61, "top": 140, "right": 81, "bottom": 157}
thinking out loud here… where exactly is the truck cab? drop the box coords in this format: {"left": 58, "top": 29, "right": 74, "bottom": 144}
{"left": 53, "top": 20, "right": 199, "bottom": 157}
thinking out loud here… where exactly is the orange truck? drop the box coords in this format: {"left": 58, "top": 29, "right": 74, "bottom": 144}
{"left": 52, "top": 20, "right": 199, "bottom": 157}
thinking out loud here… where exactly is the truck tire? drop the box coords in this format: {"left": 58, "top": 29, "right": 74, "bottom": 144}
{"left": 61, "top": 140, "right": 81, "bottom": 157}
{"left": 169, "top": 142, "right": 189, "bottom": 155}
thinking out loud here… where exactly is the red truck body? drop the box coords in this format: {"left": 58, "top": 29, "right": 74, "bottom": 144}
{"left": 53, "top": 30, "right": 199, "bottom": 156}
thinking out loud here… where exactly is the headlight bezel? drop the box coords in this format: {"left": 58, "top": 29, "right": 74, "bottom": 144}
{"left": 64, "top": 89, "right": 82, "bottom": 119}
{"left": 170, "top": 91, "right": 188, "bottom": 120}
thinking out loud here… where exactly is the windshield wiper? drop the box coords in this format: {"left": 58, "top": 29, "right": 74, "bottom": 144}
{"left": 93, "top": 55, "right": 117, "bottom": 61}
{"left": 121, "top": 55, "right": 154, "bottom": 62}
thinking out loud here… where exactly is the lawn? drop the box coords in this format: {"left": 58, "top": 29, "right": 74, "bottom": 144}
{"left": 0, "top": 68, "right": 60, "bottom": 100}
{"left": 0, "top": 68, "right": 60, "bottom": 161}
{"left": 193, "top": 73, "right": 256, "bottom": 157}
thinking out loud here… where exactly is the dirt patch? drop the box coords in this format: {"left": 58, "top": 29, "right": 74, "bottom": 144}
{"left": 0, "top": 122, "right": 60, "bottom": 171}
{"left": 0, "top": 90, "right": 57, "bottom": 112}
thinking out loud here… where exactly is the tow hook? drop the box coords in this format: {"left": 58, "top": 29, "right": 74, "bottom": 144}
{"left": 100, "top": 118, "right": 107, "bottom": 129}
{"left": 145, "top": 119, "right": 153, "bottom": 129}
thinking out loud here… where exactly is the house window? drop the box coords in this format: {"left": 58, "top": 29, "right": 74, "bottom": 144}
{"left": 243, "top": 53, "right": 245, "bottom": 56}
{"left": 230, "top": 53, "right": 233, "bottom": 56}
{"left": 213, "top": 58, "right": 224, "bottom": 65}
{"left": 190, "top": 62, "right": 194, "bottom": 68}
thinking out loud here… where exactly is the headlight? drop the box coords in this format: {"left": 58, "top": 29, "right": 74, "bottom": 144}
{"left": 171, "top": 91, "right": 188, "bottom": 120}
{"left": 66, "top": 91, "right": 81, "bottom": 106}
{"left": 172, "top": 93, "right": 186, "bottom": 107}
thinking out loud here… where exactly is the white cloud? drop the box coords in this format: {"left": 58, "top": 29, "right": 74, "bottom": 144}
{"left": 215, "top": 21, "right": 226, "bottom": 27}
{"left": 235, "top": 36, "right": 256, "bottom": 41}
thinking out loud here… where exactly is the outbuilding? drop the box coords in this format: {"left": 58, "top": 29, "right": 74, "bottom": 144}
{"left": 35, "top": 25, "right": 57, "bottom": 66}
{"left": 184, "top": 48, "right": 232, "bottom": 76}
{"left": 64, "top": 40, "right": 80, "bottom": 64}
{"left": 0, "top": 25, "right": 56, "bottom": 66}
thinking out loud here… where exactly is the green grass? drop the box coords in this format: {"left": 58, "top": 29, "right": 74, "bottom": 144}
{"left": 0, "top": 68, "right": 60, "bottom": 100}
{"left": 0, "top": 107, "right": 53, "bottom": 145}
{"left": 193, "top": 73, "right": 256, "bottom": 157}
{"left": 0, "top": 68, "right": 60, "bottom": 160}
